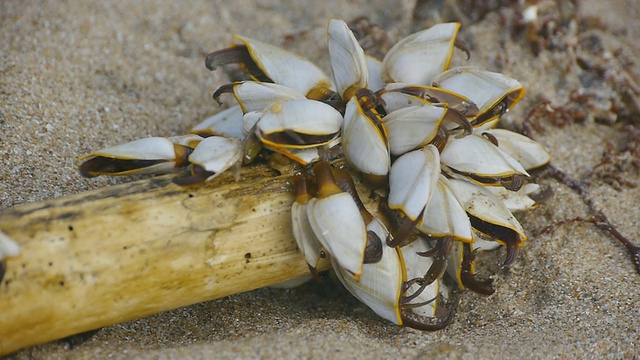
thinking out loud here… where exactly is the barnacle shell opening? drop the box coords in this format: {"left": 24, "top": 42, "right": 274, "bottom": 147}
{"left": 433, "top": 67, "right": 526, "bottom": 129}
{"left": 381, "top": 83, "right": 479, "bottom": 117}
{"left": 256, "top": 99, "right": 343, "bottom": 150}
{"left": 231, "top": 35, "right": 334, "bottom": 98}
{"left": 78, "top": 137, "right": 195, "bottom": 177}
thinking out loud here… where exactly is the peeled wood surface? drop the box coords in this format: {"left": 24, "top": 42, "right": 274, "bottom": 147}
{"left": 0, "top": 164, "right": 330, "bottom": 356}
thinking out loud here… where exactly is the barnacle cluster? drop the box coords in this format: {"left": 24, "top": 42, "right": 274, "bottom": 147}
{"left": 78, "top": 19, "right": 550, "bottom": 329}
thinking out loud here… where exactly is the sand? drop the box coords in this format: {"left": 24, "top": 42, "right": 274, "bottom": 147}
{"left": 1, "top": 0, "right": 639, "bottom": 358}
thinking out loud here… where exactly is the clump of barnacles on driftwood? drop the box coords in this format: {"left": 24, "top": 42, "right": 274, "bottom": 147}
{"left": 75, "top": 18, "right": 551, "bottom": 329}
{"left": 2, "top": 15, "right": 639, "bottom": 355}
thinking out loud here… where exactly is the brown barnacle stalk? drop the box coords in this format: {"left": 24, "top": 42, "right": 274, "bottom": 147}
{"left": 291, "top": 171, "right": 316, "bottom": 204}
{"left": 311, "top": 161, "right": 342, "bottom": 199}
{"left": 431, "top": 127, "right": 450, "bottom": 153}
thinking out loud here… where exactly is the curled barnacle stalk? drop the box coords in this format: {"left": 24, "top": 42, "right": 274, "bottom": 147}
{"left": 76, "top": 18, "right": 553, "bottom": 330}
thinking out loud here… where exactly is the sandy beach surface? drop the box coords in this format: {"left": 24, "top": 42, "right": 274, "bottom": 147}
{"left": 2, "top": 0, "right": 639, "bottom": 358}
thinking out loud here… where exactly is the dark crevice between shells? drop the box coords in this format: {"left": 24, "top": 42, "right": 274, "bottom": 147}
{"left": 442, "top": 108, "right": 473, "bottom": 136}
{"left": 205, "top": 45, "right": 272, "bottom": 83}
{"left": 0, "top": 260, "right": 6, "bottom": 284}
{"left": 261, "top": 130, "right": 338, "bottom": 148}
{"left": 356, "top": 88, "right": 387, "bottom": 123}
{"left": 172, "top": 165, "right": 214, "bottom": 186}
{"left": 447, "top": 168, "right": 526, "bottom": 192}
{"left": 390, "top": 86, "right": 479, "bottom": 117}
{"left": 470, "top": 95, "right": 514, "bottom": 127}
{"left": 379, "top": 201, "right": 421, "bottom": 247}
{"left": 363, "top": 230, "right": 383, "bottom": 264}
{"left": 242, "top": 125, "right": 263, "bottom": 165}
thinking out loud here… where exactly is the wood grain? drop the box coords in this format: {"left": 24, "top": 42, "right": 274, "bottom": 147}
{"left": 0, "top": 164, "right": 331, "bottom": 355}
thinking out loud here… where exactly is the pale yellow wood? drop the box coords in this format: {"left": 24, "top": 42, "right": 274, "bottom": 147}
{"left": 0, "top": 164, "right": 332, "bottom": 356}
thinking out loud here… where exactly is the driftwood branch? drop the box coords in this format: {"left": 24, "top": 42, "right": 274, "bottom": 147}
{"left": 0, "top": 164, "right": 331, "bottom": 355}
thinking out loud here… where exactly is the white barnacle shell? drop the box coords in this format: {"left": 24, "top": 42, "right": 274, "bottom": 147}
{"left": 191, "top": 105, "right": 245, "bottom": 139}
{"left": 305, "top": 161, "right": 368, "bottom": 278}
{"left": 332, "top": 241, "right": 404, "bottom": 324}
{"left": 433, "top": 66, "right": 526, "bottom": 129}
{"left": 365, "top": 55, "right": 385, "bottom": 92}
{"left": 440, "top": 134, "right": 529, "bottom": 180}
{"left": 169, "top": 134, "right": 204, "bottom": 148}
{"left": 290, "top": 173, "right": 324, "bottom": 270}
{"left": 0, "top": 230, "right": 20, "bottom": 259}
{"left": 271, "top": 147, "right": 320, "bottom": 166}
{"left": 482, "top": 129, "right": 551, "bottom": 170}
{"left": 417, "top": 175, "right": 473, "bottom": 243}
{"left": 306, "top": 192, "right": 367, "bottom": 278}
{"left": 401, "top": 240, "right": 442, "bottom": 318}
{"left": 379, "top": 89, "right": 426, "bottom": 113}
{"left": 186, "top": 136, "right": 243, "bottom": 182}
{"left": 381, "top": 22, "right": 461, "bottom": 85}
{"left": 232, "top": 35, "right": 333, "bottom": 97}
{"left": 256, "top": 99, "right": 343, "bottom": 149}
{"left": 471, "top": 231, "right": 502, "bottom": 251}
{"left": 78, "top": 136, "right": 194, "bottom": 177}
{"left": 328, "top": 18, "right": 368, "bottom": 100}
{"left": 291, "top": 202, "right": 323, "bottom": 268}
{"left": 445, "top": 240, "right": 465, "bottom": 288}
{"left": 447, "top": 178, "right": 527, "bottom": 243}
{"left": 341, "top": 95, "right": 390, "bottom": 178}
{"left": 383, "top": 105, "right": 447, "bottom": 156}
{"left": 230, "top": 81, "right": 306, "bottom": 113}
{"left": 388, "top": 145, "right": 440, "bottom": 221}
{"left": 488, "top": 183, "right": 540, "bottom": 212}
